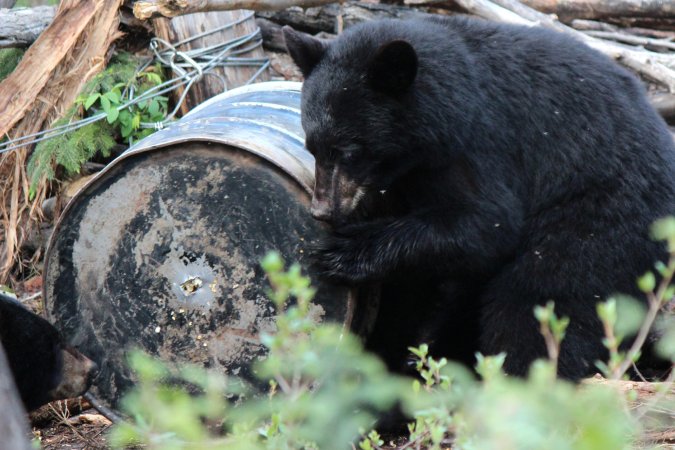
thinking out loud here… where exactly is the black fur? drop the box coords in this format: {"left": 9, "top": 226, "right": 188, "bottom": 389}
{"left": 0, "top": 293, "right": 97, "bottom": 410}
{"left": 285, "top": 17, "right": 675, "bottom": 379}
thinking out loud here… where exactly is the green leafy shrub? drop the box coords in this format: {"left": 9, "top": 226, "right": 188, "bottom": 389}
{"left": 26, "top": 52, "right": 168, "bottom": 197}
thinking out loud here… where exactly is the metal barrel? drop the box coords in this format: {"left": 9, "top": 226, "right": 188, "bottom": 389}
{"left": 43, "top": 81, "right": 373, "bottom": 411}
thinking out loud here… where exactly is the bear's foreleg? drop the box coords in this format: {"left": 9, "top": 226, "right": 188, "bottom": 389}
{"left": 313, "top": 207, "right": 521, "bottom": 284}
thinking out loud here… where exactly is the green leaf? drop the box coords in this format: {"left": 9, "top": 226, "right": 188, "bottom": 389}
{"left": 118, "top": 109, "right": 132, "bottom": 126}
{"left": 637, "top": 271, "right": 656, "bottom": 293}
{"left": 664, "top": 285, "right": 675, "bottom": 303}
{"left": 148, "top": 99, "right": 160, "bottom": 116}
{"left": 651, "top": 216, "right": 675, "bottom": 241}
{"left": 614, "top": 295, "right": 646, "bottom": 338}
{"left": 105, "top": 89, "right": 121, "bottom": 104}
{"left": 655, "top": 317, "right": 675, "bottom": 361}
{"left": 121, "top": 121, "right": 133, "bottom": 138}
{"left": 142, "top": 71, "right": 162, "bottom": 85}
{"left": 106, "top": 106, "right": 119, "bottom": 124}
{"left": 132, "top": 113, "right": 141, "bottom": 130}
{"left": 84, "top": 93, "right": 100, "bottom": 110}
{"left": 100, "top": 94, "right": 111, "bottom": 112}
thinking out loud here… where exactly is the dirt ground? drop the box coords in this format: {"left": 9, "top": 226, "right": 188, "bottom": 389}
{"left": 30, "top": 403, "right": 111, "bottom": 449}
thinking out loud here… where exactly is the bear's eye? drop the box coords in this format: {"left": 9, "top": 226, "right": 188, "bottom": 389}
{"left": 339, "top": 145, "right": 360, "bottom": 162}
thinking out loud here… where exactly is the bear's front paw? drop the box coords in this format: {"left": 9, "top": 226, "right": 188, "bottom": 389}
{"left": 311, "top": 228, "right": 382, "bottom": 284}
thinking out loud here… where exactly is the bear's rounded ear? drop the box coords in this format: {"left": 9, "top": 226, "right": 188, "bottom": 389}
{"left": 283, "top": 26, "right": 328, "bottom": 78}
{"left": 368, "top": 40, "right": 418, "bottom": 95}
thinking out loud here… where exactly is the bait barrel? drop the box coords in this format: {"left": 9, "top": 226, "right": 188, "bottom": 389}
{"left": 43, "top": 81, "right": 375, "bottom": 411}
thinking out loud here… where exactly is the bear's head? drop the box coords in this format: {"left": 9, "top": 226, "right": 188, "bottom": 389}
{"left": 0, "top": 293, "right": 98, "bottom": 411}
{"left": 284, "top": 24, "right": 420, "bottom": 225}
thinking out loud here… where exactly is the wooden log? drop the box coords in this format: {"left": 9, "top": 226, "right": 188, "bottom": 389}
{"left": 518, "top": 0, "right": 675, "bottom": 22}
{"left": 258, "top": 1, "right": 436, "bottom": 35}
{"left": 0, "top": 2, "right": 99, "bottom": 137}
{"left": 0, "top": 6, "right": 55, "bottom": 49}
{"left": 572, "top": 19, "right": 675, "bottom": 40}
{"left": 134, "top": 0, "right": 338, "bottom": 20}
{"left": 651, "top": 93, "right": 675, "bottom": 122}
{"left": 604, "top": 16, "right": 675, "bottom": 32}
{"left": 152, "top": 10, "right": 269, "bottom": 114}
{"left": 0, "top": 343, "right": 31, "bottom": 450}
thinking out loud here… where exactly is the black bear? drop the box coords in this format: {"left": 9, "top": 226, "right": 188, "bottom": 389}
{"left": 0, "top": 292, "right": 98, "bottom": 410}
{"left": 283, "top": 17, "right": 675, "bottom": 379}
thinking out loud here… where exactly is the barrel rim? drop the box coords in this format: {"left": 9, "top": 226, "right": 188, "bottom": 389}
{"left": 187, "top": 81, "right": 303, "bottom": 117}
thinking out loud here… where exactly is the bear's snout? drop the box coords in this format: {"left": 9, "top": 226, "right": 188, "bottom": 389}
{"left": 48, "top": 346, "right": 99, "bottom": 402}
{"left": 310, "top": 196, "right": 333, "bottom": 222}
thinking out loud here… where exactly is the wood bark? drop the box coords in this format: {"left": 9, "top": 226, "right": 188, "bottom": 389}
{"left": 152, "top": 10, "right": 269, "bottom": 114}
{"left": 0, "top": 2, "right": 99, "bottom": 137}
{"left": 134, "top": 0, "right": 338, "bottom": 20}
{"left": 0, "top": 6, "right": 55, "bottom": 48}
{"left": 519, "top": 0, "right": 675, "bottom": 22}
{"left": 0, "top": 343, "right": 31, "bottom": 450}
{"left": 258, "top": 1, "right": 436, "bottom": 35}
{"left": 572, "top": 19, "right": 675, "bottom": 40}
{"left": 0, "top": 0, "right": 123, "bottom": 281}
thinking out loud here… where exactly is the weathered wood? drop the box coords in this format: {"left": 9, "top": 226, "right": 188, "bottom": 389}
{"left": 582, "top": 30, "right": 675, "bottom": 52}
{"left": 519, "top": 0, "right": 675, "bottom": 22}
{"left": 572, "top": 20, "right": 675, "bottom": 40}
{"left": 134, "top": 0, "right": 338, "bottom": 20}
{"left": 604, "top": 16, "right": 675, "bottom": 32}
{"left": 651, "top": 93, "right": 675, "bottom": 122}
{"left": 152, "top": 10, "right": 269, "bottom": 113}
{"left": 258, "top": 1, "right": 436, "bottom": 35}
{"left": 0, "top": 2, "right": 98, "bottom": 137}
{"left": 0, "top": 343, "right": 31, "bottom": 450}
{"left": 0, "top": 6, "right": 55, "bottom": 48}
{"left": 0, "top": 0, "right": 123, "bottom": 281}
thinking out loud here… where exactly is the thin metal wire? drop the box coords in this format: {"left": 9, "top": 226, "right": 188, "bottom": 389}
{"left": 0, "top": 14, "right": 268, "bottom": 155}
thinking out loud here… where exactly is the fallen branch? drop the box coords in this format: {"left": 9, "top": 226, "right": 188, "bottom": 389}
{"left": 572, "top": 20, "right": 675, "bottom": 40}
{"left": 651, "top": 93, "right": 675, "bottom": 121}
{"left": 0, "top": 6, "right": 55, "bottom": 49}
{"left": 582, "top": 30, "right": 675, "bottom": 52}
{"left": 519, "top": 0, "right": 675, "bottom": 22}
{"left": 133, "top": 0, "right": 339, "bottom": 20}
{"left": 0, "top": 3, "right": 98, "bottom": 137}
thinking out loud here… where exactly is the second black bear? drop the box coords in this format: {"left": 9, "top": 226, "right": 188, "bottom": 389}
{"left": 0, "top": 293, "right": 98, "bottom": 410}
{"left": 283, "top": 17, "right": 675, "bottom": 379}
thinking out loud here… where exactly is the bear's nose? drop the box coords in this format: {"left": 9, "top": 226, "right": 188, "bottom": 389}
{"left": 310, "top": 198, "right": 332, "bottom": 222}
{"left": 86, "top": 360, "right": 100, "bottom": 385}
